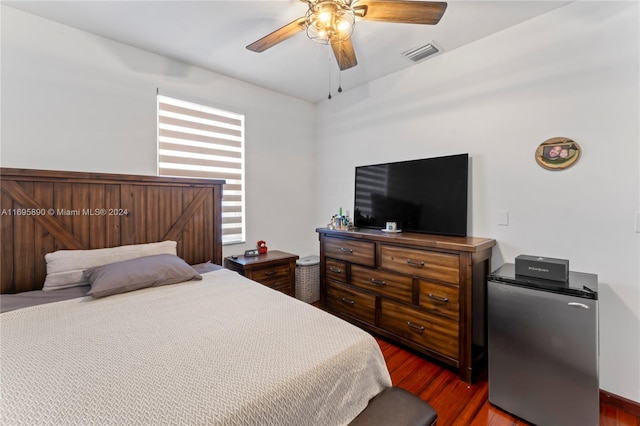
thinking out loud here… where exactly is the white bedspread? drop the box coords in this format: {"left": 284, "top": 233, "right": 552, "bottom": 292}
{"left": 1, "top": 269, "right": 391, "bottom": 425}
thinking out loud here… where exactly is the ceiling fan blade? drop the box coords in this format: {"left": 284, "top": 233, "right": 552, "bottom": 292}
{"left": 246, "top": 17, "right": 307, "bottom": 52}
{"left": 331, "top": 38, "right": 358, "bottom": 70}
{"left": 353, "top": 1, "right": 447, "bottom": 25}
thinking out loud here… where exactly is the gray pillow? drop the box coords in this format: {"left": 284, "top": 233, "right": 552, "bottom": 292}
{"left": 85, "top": 254, "right": 202, "bottom": 298}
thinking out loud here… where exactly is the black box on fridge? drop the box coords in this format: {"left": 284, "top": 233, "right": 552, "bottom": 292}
{"left": 515, "top": 255, "right": 569, "bottom": 282}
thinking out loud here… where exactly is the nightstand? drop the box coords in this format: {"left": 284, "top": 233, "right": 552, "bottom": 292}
{"left": 224, "top": 250, "right": 299, "bottom": 296}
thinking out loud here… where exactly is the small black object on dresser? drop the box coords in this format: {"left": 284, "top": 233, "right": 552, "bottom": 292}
{"left": 244, "top": 249, "right": 260, "bottom": 257}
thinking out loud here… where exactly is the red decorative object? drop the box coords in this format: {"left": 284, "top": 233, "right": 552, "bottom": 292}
{"left": 257, "top": 240, "right": 268, "bottom": 254}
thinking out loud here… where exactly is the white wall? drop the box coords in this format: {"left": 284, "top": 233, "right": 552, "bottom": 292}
{"left": 2, "top": 0, "right": 639, "bottom": 404}
{"left": 0, "top": 5, "right": 320, "bottom": 259}
{"left": 316, "top": 1, "right": 640, "bottom": 402}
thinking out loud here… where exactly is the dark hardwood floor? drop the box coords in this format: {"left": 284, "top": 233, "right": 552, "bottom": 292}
{"left": 375, "top": 337, "right": 640, "bottom": 426}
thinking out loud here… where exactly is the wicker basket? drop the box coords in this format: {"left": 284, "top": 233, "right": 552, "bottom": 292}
{"left": 295, "top": 255, "right": 320, "bottom": 303}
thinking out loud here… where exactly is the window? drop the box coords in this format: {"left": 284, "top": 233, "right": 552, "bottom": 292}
{"left": 157, "top": 95, "right": 245, "bottom": 245}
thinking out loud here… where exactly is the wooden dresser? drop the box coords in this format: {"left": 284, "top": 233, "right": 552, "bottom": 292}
{"left": 317, "top": 228, "right": 495, "bottom": 383}
{"left": 224, "top": 250, "right": 299, "bottom": 296}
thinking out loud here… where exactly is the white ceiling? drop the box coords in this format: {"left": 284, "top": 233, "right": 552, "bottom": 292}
{"left": 5, "top": 0, "right": 571, "bottom": 103}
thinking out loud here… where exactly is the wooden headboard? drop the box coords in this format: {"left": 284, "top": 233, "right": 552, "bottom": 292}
{"left": 0, "top": 168, "right": 225, "bottom": 294}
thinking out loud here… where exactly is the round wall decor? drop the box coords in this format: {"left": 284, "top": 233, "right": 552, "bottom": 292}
{"left": 535, "top": 137, "right": 581, "bottom": 170}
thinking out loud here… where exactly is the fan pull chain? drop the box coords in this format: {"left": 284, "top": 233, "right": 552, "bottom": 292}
{"left": 328, "top": 46, "right": 333, "bottom": 100}
{"left": 328, "top": 63, "right": 332, "bottom": 99}
{"left": 338, "top": 39, "right": 343, "bottom": 93}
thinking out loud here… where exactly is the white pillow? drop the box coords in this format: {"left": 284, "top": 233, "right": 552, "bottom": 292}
{"left": 42, "top": 241, "right": 178, "bottom": 291}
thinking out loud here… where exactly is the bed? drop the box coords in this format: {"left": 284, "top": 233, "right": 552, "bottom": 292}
{"left": 0, "top": 168, "right": 392, "bottom": 425}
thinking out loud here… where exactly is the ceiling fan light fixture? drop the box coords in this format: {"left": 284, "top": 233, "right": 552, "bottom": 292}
{"left": 306, "top": 0, "right": 355, "bottom": 45}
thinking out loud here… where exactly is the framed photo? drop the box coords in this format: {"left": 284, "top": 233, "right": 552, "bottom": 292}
{"left": 535, "top": 137, "right": 581, "bottom": 170}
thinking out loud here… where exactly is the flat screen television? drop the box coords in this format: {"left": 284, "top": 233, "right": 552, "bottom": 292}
{"left": 353, "top": 153, "right": 469, "bottom": 237}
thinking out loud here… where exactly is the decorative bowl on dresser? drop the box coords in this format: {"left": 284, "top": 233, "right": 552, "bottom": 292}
{"left": 317, "top": 228, "right": 495, "bottom": 383}
{"left": 224, "top": 250, "right": 299, "bottom": 297}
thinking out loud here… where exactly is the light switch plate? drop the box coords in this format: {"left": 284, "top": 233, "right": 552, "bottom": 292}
{"left": 497, "top": 210, "right": 509, "bottom": 226}
{"left": 635, "top": 212, "right": 640, "bottom": 233}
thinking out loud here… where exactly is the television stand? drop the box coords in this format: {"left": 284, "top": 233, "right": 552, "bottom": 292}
{"left": 316, "top": 227, "right": 495, "bottom": 383}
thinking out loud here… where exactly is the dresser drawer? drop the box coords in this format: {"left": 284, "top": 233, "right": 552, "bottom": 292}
{"left": 351, "top": 265, "right": 413, "bottom": 304}
{"left": 326, "top": 259, "right": 347, "bottom": 283}
{"left": 269, "top": 281, "right": 294, "bottom": 295}
{"left": 380, "top": 299, "right": 459, "bottom": 360}
{"left": 248, "top": 264, "right": 292, "bottom": 294}
{"left": 419, "top": 280, "right": 460, "bottom": 320}
{"left": 324, "top": 237, "right": 375, "bottom": 267}
{"left": 326, "top": 281, "right": 376, "bottom": 325}
{"left": 380, "top": 245, "right": 459, "bottom": 284}
{"left": 249, "top": 264, "right": 291, "bottom": 284}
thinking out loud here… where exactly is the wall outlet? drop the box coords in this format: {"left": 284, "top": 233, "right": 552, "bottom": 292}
{"left": 497, "top": 210, "right": 509, "bottom": 226}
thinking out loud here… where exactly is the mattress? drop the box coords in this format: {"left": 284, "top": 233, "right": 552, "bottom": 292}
{"left": 0, "top": 269, "right": 391, "bottom": 425}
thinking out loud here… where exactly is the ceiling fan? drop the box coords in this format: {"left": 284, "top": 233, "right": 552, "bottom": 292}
{"left": 246, "top": 0, "right": 448, "bottom": 71}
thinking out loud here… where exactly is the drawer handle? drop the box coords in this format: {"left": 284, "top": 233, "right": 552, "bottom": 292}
{"left": 340, "top": 247, "right": 353, "bottom": 253}
{"left": 341, "top": 297, "right": 355, "bottom": 305}
{"left": 370, "top": 278, "right": 387, "bottom": 286}
{"left": 428, "top": 293, "right": 449, "bottom": 303}
{"left": 406, "top": 259, "right": 425, "bottom": 267}
{"left": 264, "top": 270, "right": 277, "bottom": 276}
{"left": 329, "top": 267, "right": 342, "bottom": 273}
{"left": 407, "top": 321, "right": 425, "bottom": 332}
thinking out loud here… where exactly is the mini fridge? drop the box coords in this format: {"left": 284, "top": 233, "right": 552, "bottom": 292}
{"left": 488, "top": 263, "right": 599, "bottom": 426}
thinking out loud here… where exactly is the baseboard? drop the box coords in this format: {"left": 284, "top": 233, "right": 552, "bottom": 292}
{"left": 600, "top": 389, "right": 640, "bottom": 418}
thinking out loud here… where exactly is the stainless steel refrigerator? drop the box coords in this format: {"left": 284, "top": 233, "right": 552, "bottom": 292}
{"left": 488, "top": 263, "right": 599, "bottom": 426}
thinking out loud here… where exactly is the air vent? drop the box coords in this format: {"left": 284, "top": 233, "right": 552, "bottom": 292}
{"left": 402, "top": 41, "right": 442, "bottom": 63}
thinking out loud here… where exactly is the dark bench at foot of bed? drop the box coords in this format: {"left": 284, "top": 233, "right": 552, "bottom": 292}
{"left": 349, "top": 387, "right": 438, "bottom": 426}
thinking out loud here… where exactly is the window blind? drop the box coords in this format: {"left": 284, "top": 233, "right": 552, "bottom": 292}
{"left": 157, "top": 95, "right": 245, "bottom": 245}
